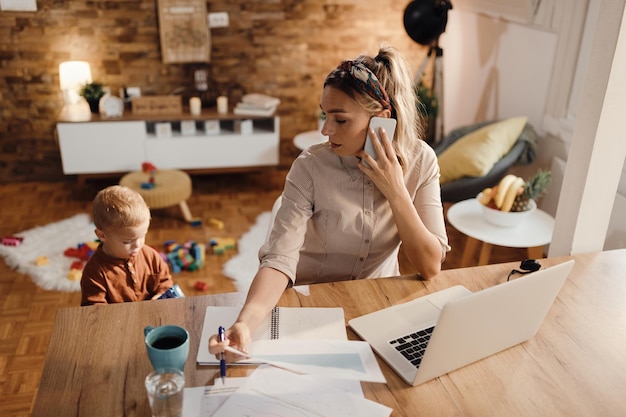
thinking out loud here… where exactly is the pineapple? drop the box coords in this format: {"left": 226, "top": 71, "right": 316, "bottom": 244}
{"left": 511, "top": 169, "right": 552, "bottom": 212}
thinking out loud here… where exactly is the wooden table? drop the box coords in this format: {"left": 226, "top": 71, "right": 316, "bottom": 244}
{"left": 447, "top": 198, "right": 555, "bottom": 266}
{"left": 32, "top": 250, "right": 626, "bottom": 417}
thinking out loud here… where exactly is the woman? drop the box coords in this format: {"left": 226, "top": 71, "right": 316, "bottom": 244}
{"left": 210, "top": 45, "right": 450, "bottom": 360}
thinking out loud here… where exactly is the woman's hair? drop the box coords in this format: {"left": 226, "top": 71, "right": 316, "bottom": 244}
{"left": 324, "top": 44, "right": 423, "bottom": 167}
{"left": 93, "top": 185, "right": 151, "bottom": 230}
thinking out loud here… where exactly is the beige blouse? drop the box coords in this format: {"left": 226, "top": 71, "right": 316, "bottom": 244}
{"left": 259, "top": 139, "right": 450, "bottom": 286}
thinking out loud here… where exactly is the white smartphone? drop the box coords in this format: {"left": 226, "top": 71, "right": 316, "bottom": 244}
{"left": 363, "top": 116, "right": 397, "bottom": 167}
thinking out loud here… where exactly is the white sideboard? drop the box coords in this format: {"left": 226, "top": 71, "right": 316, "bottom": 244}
{"left": 56, "top": 109, "right": 280, "bottom": 178}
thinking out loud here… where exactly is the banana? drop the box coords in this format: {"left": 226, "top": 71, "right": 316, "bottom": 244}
{"left": 477, "top": 188, "right": 492, "bottom": 205}
{"left": 500, "top": 177, "right": 525, "bottom": 212}
{"left": 494, "top": 174, "right": 517, "bottom": 208}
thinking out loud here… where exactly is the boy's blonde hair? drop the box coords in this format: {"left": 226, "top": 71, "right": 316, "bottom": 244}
{"left": 93, "top": 185, "right": 151, "bottom": 230}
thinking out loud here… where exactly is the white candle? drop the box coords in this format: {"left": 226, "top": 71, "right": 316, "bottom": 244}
{"left": 217, "top": 96, "right": 228, "bottom": 114}
{"left": 190, "top": 97, "right": 201, "bottom": 115}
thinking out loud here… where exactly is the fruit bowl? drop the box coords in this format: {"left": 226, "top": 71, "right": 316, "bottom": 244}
{"left": 477, "top": 193, "right": 536, "bottom": 228}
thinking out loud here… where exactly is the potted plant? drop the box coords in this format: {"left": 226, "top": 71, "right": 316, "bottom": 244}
{"left": 80, "top": 81, "right": 105, "bottom": 113}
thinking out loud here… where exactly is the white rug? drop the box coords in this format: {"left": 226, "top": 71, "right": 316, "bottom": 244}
{"left": 223, "top": 211, "right": 272, "bottom": 292}
{"left": 0, "top": 213, "right": 96, "bottom": 292}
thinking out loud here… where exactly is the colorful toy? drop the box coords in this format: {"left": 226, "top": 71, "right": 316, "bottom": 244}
{"left": 194, "top": 281, "right": 208, "bottom": 291}
{"left": 1, "top": 235, "right": 23, "bottom": 246}
{"left": 162, "top": 240, "right": 206, "bottom": 273}
{"left": 141, "top": 161, "right": 157, "bottom": 189}
{"left": 189, "top": 217, "right": 202, "bottom": 227}
{"left": 64, "top": 242, "right": 97, "bottom": 262}
{"left": 63, "top": 241, "right": 98, "bottom": 279}
{"left": 67, "top": 269, "right": 82, "bottom": 281}
{"left": 35, "top": 256, "right": 49, "bottom": 266}
{"left": 209, "top": 237, "right": 236, "bottom": 255}
{"left": 208, "top": 218, "right": 224, "bottom": 230}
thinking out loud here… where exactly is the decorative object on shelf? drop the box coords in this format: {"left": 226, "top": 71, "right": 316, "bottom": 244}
{"left": 189, "top": 97, "right": 201, "bottom": 115}
{"left": 99, "top": 93, "right": 124, "bottom": 118}
{"left": 234, "top": 93, "right": 280, "bottom": 116}
{"left": 155, "top": 122, "right": 172, "bottom": 138}
{"left": 132, "top": 95, "right": 182, "bottom": 115}
{"left": 217, "top": 95, "right": 228, "bottom": 114}
{"left": 59, "top": 61, "right": 93, "bottom": 121}
{"left": 204, "top": 120, "right": 220, "bottom": 135}
{"left": 181, "top": 120, "right": 196, "bottom": 136}
{"left": 79, "top": 81, "right": 106, "bottom": 113}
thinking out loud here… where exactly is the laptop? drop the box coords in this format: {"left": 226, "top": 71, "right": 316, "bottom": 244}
{"left": 348, "top": 260, "right": 575, "bottom": 386}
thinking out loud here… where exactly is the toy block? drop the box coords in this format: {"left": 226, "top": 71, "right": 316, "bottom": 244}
{"left": 208, "top": 218, "right": 224, "bottom": 230}
{"left": 194, "top": 281, "right": 208, "bottom": 291}
{"left": 189, "top": 217, "right": 202, "bottom": 227}
{"left": 35, "top": 256, "right": 49, "bottom": 266}
{"left": 67, "top": 269, "right": 82, "bottom": 281}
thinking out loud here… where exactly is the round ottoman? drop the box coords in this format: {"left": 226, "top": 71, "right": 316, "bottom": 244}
{"left": 119, "top": 169, "right": 194, "bottom": 222}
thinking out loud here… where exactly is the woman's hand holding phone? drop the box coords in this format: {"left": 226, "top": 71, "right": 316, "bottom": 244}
{"left": 362, "top": 117, "right": 397, "bottom": 168}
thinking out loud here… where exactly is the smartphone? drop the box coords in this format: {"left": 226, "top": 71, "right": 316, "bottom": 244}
{"left": 363, "top": 117, "right": 397, "bottom": 168}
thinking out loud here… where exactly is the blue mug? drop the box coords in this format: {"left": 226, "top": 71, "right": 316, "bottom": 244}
{"left": 144, "top": 325, "right": 189, "bottom": 371}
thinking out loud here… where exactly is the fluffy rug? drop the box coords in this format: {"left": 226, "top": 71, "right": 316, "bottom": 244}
{"left": 223, "top": 211, "right": 272, "bottom": 292}
{"left": 0, "top": 213, "right": 96, "bottom": 292}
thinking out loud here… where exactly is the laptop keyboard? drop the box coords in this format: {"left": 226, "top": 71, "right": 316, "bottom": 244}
{"left": 389, "top": 326, "right": 435, "bottom": 369}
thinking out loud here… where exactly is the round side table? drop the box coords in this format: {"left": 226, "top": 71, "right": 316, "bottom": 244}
{"left": 447, "top": 198, "right": 554, "bottom": 267}
{"left": 119, "top": 169, "right": 194, "bottom": 222}
{"left": 293, "top": 130, "right": 327, "bottom": 150}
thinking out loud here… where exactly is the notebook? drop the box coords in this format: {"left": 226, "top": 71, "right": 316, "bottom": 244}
{"left": 348, "top": 260, "right": 575, "bottom": 386}
{"left": 197, "top": 306, "right": 347, "bottom": 364}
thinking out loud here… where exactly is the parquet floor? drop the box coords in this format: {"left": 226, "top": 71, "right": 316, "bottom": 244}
{"left": 0, "top": 169, "right": 526, "bottom": 416}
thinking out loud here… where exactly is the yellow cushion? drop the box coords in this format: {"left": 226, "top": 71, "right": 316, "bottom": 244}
{"left": 438, "top": 116, "right": 527, "bottom": 184}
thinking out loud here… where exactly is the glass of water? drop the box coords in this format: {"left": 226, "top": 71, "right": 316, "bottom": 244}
{"left": 144, "top": 367, "right": 185, "bottom": 417}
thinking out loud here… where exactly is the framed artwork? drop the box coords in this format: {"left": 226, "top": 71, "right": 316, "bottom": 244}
{"left": 157, "top": 0, "right": 211, "bottom": 63}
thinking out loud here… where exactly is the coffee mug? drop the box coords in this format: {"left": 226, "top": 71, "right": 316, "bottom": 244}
{"left": 144, "top": 325, "right": 189, "bottom": 371}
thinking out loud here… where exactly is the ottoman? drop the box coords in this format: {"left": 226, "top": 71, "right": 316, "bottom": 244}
{"left": 120, "top": 169, "right": 194, "bottom": 222}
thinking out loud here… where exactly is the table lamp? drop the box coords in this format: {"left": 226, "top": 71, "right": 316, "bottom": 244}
{"left": 59, "top": 61, "right": 93, "bottom": 121}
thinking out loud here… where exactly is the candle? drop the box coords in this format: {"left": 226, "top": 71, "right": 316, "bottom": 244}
{"left": 217, "top": 96, "right": 228, "bottom": 114}
{"left": 190, "top": 97, "right": 201, "bottom": 115}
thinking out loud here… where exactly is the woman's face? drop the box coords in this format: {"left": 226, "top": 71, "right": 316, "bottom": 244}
{"left": 319, "top": 86, "right": 372, "bottom": 157}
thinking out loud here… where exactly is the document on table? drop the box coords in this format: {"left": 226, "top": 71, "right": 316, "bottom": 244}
{"left": 200, "top": 366, "right": 392, "bottom": 417}
{"left": 244, "top": 339, "right": 386, "bottom": 383}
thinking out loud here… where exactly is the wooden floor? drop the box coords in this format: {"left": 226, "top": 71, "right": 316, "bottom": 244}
{"left": 0, "top": 169, "right": 527, "bottom": 417}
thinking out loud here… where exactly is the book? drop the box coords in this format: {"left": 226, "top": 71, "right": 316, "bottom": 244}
{"left": 241, "top": 93, "right": 281, "bottom": 108}
{"left": 233, "top": 104, "right": 277, "bottom": 117}
{"left": 196, "top": 306, "right": 347, "bottom": 364}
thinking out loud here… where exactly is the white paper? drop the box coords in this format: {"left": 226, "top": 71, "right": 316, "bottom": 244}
{"left": 211, "top": 366, "right": 391, "bottom": 417}
{"left": 182, "top": 378, "right": 246, "bottom": 417}
{"left": 242, "top": 339, "right": 387, "bottom": 383}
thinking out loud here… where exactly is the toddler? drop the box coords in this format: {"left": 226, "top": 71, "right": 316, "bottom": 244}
{"left": 81, "top": 185, "right": 173, "bottom": 305}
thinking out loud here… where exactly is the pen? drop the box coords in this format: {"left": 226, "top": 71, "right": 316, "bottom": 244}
{"left": 218, "top": 326, "right": 226, "bottom": 384}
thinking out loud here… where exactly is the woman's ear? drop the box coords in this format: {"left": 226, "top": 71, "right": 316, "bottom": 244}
{"left": 376, "top": 108, "right": 392, "bottom": 118}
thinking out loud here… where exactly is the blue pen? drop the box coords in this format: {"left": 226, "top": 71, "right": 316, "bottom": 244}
{"left": 218, "top": 326, "right": 226, "bottom": 384}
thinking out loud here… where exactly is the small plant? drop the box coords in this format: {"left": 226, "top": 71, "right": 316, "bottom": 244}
{"left": 80, "top": 81, "right": 105, "bottom": 113}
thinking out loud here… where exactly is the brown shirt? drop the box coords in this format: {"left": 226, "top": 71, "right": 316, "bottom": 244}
{"left": 259, "top": 140, "right": 450, "bottom": 286}
{"left": 80, "top": 244, "right": 173, "bottom": 306}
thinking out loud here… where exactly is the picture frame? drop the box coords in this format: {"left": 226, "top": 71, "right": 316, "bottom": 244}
{"left": 157, "top": 0, "right": 211, "bottom": 64}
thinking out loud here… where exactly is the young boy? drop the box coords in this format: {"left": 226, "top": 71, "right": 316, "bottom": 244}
{"left": 80, "top": 185, "right": 173, "bottom": 306}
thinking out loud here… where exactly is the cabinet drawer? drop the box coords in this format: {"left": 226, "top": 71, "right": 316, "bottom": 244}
{"left": 57, "top": 122, "right": 146, "bottom": 174}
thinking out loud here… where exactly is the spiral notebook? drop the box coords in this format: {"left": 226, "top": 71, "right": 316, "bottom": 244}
{"left": 196, "top": 306, "right": 347, "bottom": 365}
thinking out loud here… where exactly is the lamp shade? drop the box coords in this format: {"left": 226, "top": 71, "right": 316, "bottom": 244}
{"left": 403, "top": 0, "right": 453, "bottom": 45}
{"left": 59, "top": 61, "right": 92, "bottom": 92}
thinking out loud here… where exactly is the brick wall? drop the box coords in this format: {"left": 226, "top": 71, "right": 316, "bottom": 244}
{"left": 0, "top": 0, "right": 428, "bottom": 183}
